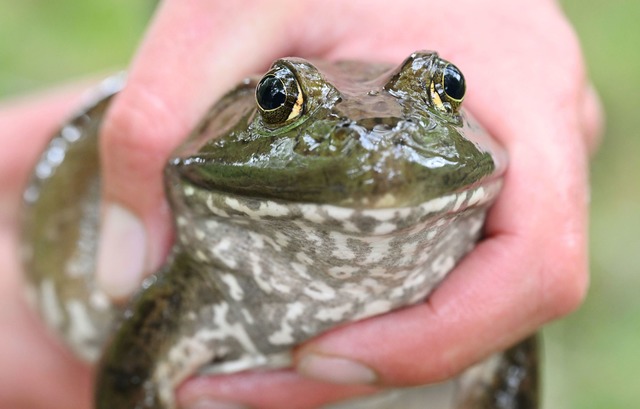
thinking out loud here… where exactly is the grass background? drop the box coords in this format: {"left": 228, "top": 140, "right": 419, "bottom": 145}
{"left": 1, "top": 1, "right": 638, "bottom": 408}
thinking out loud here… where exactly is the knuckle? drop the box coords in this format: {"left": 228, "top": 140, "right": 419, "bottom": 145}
{"left": 540, "top": 234, "right": 589, "bottom": 319}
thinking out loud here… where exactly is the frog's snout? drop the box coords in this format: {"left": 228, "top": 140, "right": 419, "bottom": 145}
{"left": 349, "top": 116, "right": 402, "bottom": 132}
{"left": 333, "top": 92, "right": 404, "bottom": 127}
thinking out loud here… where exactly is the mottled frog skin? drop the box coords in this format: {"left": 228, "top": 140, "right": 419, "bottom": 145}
{"left": 22, "top": 52, "right": 537, "bottom": 409}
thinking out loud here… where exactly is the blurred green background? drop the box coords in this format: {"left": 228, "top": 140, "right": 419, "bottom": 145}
{"left": 0, "top": 1, "right": 638, "bottom": 408}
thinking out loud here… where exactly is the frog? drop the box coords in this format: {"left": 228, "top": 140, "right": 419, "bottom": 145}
{"left": 21, "top": 51, "right": 538, "bottom": 409}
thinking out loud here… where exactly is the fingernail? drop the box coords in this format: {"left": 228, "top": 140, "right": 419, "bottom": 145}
{"left": 96, "top": 203, "right": 147, "bottom": 301}
{"left": 184, "top": 399, "right": 250, "bottom": 409}
{"left": 297, "top": 354, "right": 377, "bottom": 385}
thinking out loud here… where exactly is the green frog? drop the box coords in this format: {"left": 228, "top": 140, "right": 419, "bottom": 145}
{"left": 21, "top": 51, "right": 537, "bottom": 409}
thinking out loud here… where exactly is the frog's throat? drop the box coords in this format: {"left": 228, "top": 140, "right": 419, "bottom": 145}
{"left": 169, "top": 177, "right": 502, "bottom": 328}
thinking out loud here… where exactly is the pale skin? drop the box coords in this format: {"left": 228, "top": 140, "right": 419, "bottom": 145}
{"left": 0, "top": 1, "right": 603, "bottom": 408}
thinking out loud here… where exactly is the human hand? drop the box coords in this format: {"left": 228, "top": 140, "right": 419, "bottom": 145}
{"left": 10, "top": 0, "right": 603, "bottom": 408}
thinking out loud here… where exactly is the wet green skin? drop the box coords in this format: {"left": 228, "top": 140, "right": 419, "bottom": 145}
{"left": 172, "top": 54, "right": 498, "bottom": 208}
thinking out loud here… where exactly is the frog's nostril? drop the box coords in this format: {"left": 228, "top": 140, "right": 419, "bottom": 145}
{"left": 357, "top": 117, "right": 400, "bottom": 131}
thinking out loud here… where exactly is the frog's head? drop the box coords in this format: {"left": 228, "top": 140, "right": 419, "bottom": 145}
{"left": 169, "top": 51, "right": 505, "bottom": 208}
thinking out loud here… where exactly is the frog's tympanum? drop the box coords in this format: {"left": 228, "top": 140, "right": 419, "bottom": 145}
{"left": 22, "top": 52, "right": 538, "bottom": 409}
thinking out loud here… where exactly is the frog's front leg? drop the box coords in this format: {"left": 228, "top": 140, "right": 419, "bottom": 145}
{"left": 95, "top": 249, "right": 270, "bottom": 409}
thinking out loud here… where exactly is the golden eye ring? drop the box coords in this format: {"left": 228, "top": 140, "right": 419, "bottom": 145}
{"left": 430, "top": 61, "right": 466, "bottom": 114}
{"left": 255, "top": 67, "right": 304, "bottom": 125}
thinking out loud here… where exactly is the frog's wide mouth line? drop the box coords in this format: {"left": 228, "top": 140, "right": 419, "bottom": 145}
{"left": 172, "top": 176, "right": 502, "bottom": 236}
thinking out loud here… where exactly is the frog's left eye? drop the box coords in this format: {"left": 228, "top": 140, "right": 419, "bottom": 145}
{"left": 443, "top": 64, "right": 466, "bottom": 101}
{"left": 255, "top": 67, "right": 304, "bottom": 125}
{"left": 430, "top": 62, "right": 466, "bottom": 114}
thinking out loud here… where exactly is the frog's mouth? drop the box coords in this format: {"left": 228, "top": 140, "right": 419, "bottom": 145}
{"left": 168, "top": 161, "right": 503, "bottom": 238}
{"left": 168, "top": 128, "right": 500, "bottom": 210}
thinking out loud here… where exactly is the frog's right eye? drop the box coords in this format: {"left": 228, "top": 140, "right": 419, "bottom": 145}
{"left": 255, "top": 67, "right": 304, "bottom": 125}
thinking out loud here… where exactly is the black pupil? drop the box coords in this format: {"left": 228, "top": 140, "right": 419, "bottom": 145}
{"left": 256, "top": 76, "right": 286, "bottom": 110}
{"left": 443, "top": 65, "right": 466, "bottom": 100}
